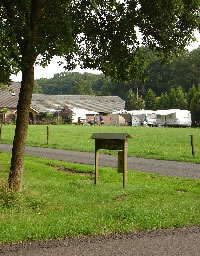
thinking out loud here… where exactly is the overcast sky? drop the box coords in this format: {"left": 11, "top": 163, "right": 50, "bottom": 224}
{"left": 11, "top": 31, "right": 200, "bottom": 82}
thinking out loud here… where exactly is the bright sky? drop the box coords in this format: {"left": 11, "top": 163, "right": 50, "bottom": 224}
{"left": 11, "top": 31, "right": 200, "bottom": 82}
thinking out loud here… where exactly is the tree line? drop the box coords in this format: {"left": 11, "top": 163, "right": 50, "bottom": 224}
{"left": 35, "top": 46, "right": 200, "bottom": 101}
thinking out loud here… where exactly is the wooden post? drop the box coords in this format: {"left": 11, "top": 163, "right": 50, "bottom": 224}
{"left": 118, "top": 151, "right": 124, "bottom": 173}
{"left": 190, "top": 135, "right": 195, "bottom": 156}
{"left": 0, "top": 122, "right": 2, "bottom": 139}
{"left": 123, "top": 139, "right": 128, "bottom": 188}
{"left": 47, "top": 126, "right": 49, "bottom": 145}
{"left": 95, "top": 144, "right": 99, "bottom": 184}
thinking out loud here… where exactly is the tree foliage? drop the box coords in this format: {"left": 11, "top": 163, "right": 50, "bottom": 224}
{"left": 187, "top": 85, "right": 197, "bottom": 108}
{"left": 33, "top": 81, "right": 42, "bottom": 93}
{"left": 55, "top": 105, "right": 73, "bottom": 124}
{"left": 1, "top": 1, "right": 199, "bottom": 85}
{"left": 176, "top": 86, "right": 187, "bottom": 109}
{"left": 190, "top": 87, "right": 200, "bottom": 125}
{"left": 157, "top": 93, "right": 170, "bottom": 110}
{"left": 145, "top": 89, "right": 155, "bottom": 110}
{"left": 125, "top": 89, "right": 144, "bottom": 110}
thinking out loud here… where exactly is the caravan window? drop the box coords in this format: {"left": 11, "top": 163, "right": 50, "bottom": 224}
{"left": 148, "top": 113, "right": 156, "bottom": 118}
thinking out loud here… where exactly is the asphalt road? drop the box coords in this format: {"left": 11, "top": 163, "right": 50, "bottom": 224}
{"left": 0, "top": 144, "right": 200, "bottom": 255}
{"left": 1, "top": 143, "right": 200, "bottom": 179}
{"left": 1, "top": 227, "right": 200, "bottom": 256}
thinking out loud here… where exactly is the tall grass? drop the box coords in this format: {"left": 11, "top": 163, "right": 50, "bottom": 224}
{"left": 0, "top": 125, "right": 200, "bottom": 163}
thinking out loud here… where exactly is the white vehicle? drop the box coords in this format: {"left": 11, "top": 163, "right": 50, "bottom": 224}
{"left": 156, "top": 109, "right": 191, "bottom": 127}
{"left": 146, "top": 112, "right": 157, "bottom": 126}
{"left": 127, "top": 109, "right": 191, "bottom": 127}
{"left": 129, "top": 110, "right": 156, "bottom": 127}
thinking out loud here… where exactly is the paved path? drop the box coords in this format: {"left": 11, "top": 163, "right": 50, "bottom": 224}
{"left": 1, "top": 144, "right": 200, "bottom": 179}
{"left": 1, "top": 227, "right": 200, "bottom": 255}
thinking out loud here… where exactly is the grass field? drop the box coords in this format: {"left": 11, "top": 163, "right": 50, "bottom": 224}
{"left": 0, "top": 124, "right": 200, "bottom": 163}
{"left": 0, "top": 152, "right": 200, "bottom": 243}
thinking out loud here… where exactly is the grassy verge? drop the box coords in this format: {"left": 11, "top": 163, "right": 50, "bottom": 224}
{"left": 0, "top": 152, "right": 200, "bottom": 243}
{"left": 0, "top": 125, "right": 200, "bottom": 163}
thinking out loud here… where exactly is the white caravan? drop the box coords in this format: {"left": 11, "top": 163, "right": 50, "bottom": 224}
{"left": 127, "top": 109, "right": 191, "bottom": 127}
{"left": 156, "top": 109, "right": 191, "bottom": 127}
{"left": 128, "top": 110, "right": 156, "bottom": 126}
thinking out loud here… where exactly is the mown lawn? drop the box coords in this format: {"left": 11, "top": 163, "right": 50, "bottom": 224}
{"left": 0, "top": 152, "right": 200, "bottom": 243}
{"left": 0, "top": 124, "right": 200, "bottom": 163}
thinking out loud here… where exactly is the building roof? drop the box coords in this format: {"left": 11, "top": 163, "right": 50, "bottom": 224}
{"left": 0, "top": 82, "right": 21, "bottom": 109}
{"left": 31, "top": 94, "right": 125, "bottom": 113}
{"left": 0, "top": 83, "right": 125, "bottom": 113}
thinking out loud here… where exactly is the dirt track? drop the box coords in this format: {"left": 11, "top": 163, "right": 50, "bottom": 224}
{"left": 0, "top": 144, "right": 200, "bottom": 255}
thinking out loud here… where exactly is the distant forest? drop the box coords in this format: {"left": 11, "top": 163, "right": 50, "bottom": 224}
{"left": 35, "top": 46, "right": 200, "bottom": 98}
{"left": 35, "top": 47, "right": 200, "bottom": 121}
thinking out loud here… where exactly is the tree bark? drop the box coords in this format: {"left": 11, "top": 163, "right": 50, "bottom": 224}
{"left": 8, "top": 66, "right": 34, "bottom": 191}
{"left": 7, "top": 0, "right": 43, "bottom": 191}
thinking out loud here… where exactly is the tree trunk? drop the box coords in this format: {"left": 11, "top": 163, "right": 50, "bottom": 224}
{"left": 8, "top": 66, "right": 34, "bottom": 191}
{"left": 7, "top": 0, "right": 43, "bottom": 192}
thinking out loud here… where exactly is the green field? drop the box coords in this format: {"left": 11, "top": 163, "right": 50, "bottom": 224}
{"left": 1, "top": 124, "right": 200, "bottom": 163}
{"left": 1, "top": 152, "right": 200, "bottom": 243}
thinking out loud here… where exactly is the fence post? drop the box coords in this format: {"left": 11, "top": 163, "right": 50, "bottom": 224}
{"left": 190, "top": 135, "right": 195, "bottom": 157}
{"left": 0, "top": 123, "right": 2, "bottom": 139}
{"left": 47, "top": 126, "right": 49, "bottom": 145}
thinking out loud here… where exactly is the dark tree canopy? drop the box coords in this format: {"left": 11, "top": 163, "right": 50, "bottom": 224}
{"left": 1, "top": 0, "right": 199, "bottom": 84}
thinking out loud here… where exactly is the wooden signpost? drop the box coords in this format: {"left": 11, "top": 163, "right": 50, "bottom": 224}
{"left": 91, "top": 133, "right": 132, "bottom": 188}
